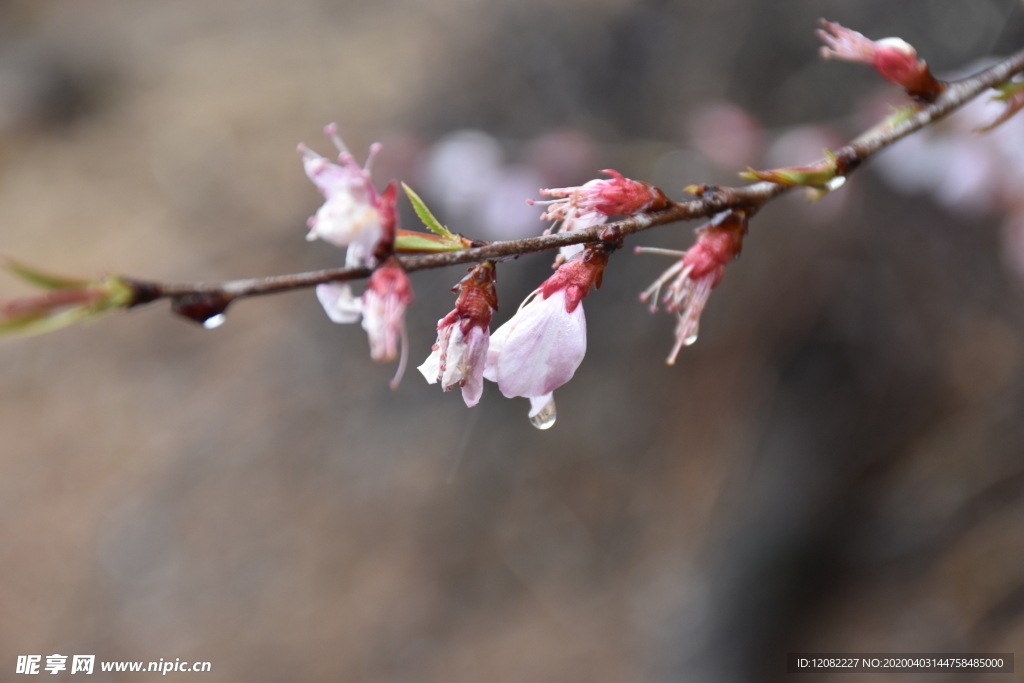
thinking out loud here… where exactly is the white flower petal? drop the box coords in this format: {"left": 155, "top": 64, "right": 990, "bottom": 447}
{"left": 417, "top": 345, "right": 442, "bottom": 384}
{"left": 457, "top": 325, "right": 490, "bottom": 407}
{"left": 492, "top": 289, "right": 586, "bottom": 399}
{"left": 483, "top": 316, "right": 513, "bottom": 382}
{"left": 315, "top": 282, "right": 362, "bottom": 324}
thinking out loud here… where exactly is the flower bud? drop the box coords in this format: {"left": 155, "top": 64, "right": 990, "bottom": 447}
{"left": 817, "top": 20, "right": 944, "bottom": 101}
{"left": 0, "top": 259, "right": 134, "bottom": 337}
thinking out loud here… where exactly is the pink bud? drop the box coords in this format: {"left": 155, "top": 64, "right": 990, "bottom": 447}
{"left": 531, "top": 170, "right": 668, "bottom": 223}
{"left": 817, "top": 20, "right": 944, "bottom": 101}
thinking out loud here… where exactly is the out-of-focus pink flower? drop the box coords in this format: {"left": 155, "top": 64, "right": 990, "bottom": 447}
{"left": 418, "top": 262, "right": 498, "bottom": 407}
{"left": 525, "top": 129, "right": 597, "bottom": 187}
{"left": 688, "top": 102, "right": 764, "bottom": 170}
{"left": 317, "top": 259, "right": 414, "bottom": 389}
{"left": 530, "top": 170, "right": 668, "bottom": 223}
{"left": 299, "top": 123, "right": 398, "bottom": 267}
{"left": 637, "top": 210, "right": 747, "bottom": 364}
{"left": 817, "top": 20, "right": 944, "bottom": 101}
{"left": 976, "top": 82, "right": 1024, "bottom": 133}
{"left": 484, "top": 243, "right": 615, "bottom": 426}
{"left": 1001, "top": 211, "right": 1024, "bottom": 283}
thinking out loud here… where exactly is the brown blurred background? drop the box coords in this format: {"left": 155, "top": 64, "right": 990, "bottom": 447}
{"left": 2, "top": 1, "right": 1024, "bottom": 681}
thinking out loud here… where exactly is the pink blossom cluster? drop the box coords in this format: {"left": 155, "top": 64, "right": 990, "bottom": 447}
{"left": 300, "top": 125, "right": 652, "bottom": 427}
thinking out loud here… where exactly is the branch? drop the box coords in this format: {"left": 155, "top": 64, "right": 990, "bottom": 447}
{"left": 131, "top": 45, "right": 1024, "bottom": 311}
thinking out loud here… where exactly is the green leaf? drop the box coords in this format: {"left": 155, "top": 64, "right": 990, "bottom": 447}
{"left": 0, "top": 274, "right": 135, "bottom": 338}
{"left": 3, "top": 258, "right": 91, "bottom": 290}
{"left": 394, "top": 233, "right": 464, "bottom": 253}
{"left": 995, "top": 79, "right": 1024, "bottom": 100}
{"left": 0, "top": 306, "right": 96, "bottom": 337}
{"left": 402, "top": 182, "right": 457, "bottom": 240}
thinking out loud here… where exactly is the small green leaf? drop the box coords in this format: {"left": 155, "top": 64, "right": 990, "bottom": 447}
{"left": 3, "top": 258, "right": 91, "bottom": 290}
{"left": 995, "top": 79, "right": 1024, "bottom": 100}
{"left": 402, "top": 182, "right": 457, "bottom": 240}
{"left": 0, "top": 306, "right": 96, "bottom": 337}
{"left": 0, "top": 274, "right": 135, "bottom": 338}
{"left": 395, "top": 233, "right": 464, "bottom": 253}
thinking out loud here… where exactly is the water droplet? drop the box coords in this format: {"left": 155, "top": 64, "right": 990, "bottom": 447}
{"left": 529, "top": 398, "right": 557, "bottom": 430}
{"left": 171, "top": 292, "right": 233, "bottom": 326}
{"left": 202, "top": 313, "right": 226, "bottom": 329}
{"left": 683, "top": 321, "right": 699, "bottom": 346}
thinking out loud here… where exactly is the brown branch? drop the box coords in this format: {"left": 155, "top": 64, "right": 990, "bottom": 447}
{"left": 129, "top": 45, "right": 1024, "bottom": 311}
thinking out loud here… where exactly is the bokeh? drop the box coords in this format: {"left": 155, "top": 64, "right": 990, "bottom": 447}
{"left": 2, "top": 1, "right": 1024, "bottom": 681}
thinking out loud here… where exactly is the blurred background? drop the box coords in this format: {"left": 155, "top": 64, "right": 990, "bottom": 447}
{"left": 1, "top": 0, "right": 1024, "bottom": 680}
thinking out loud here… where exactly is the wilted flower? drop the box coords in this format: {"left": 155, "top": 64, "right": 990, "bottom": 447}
{"left": 484, "top": 239, "right": 617, "bottom": 427}
{"left": 637, "top": 210, "right": 747, "bottom": 364}
{"left": 418, "top": 261, "right": 498, "bottom": 407}
{"left": 299, "top": 123, "right": 398, "bottom": 267}
{"left": 317, "top": 259, "right": 414, "bottom": 389}
{"left": 817, "top": 20, "right": 944, "bottom": 101}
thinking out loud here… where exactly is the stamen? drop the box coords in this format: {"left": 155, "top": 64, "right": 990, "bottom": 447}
{"left": 634, "top": 246, "right": 688, "bottom": 257}
{"left": 390, "top": 323, "right": 409, "bottom": 390}
{"left": 296, "top": 143, "right": 321, "bottom": 159}
{"left": 639, "top": 261, "right": 687, "bottom": 312}
{"left": 517, "top": 287, "right": 543, "bottom": 312}
{"left": 364, "top": 142, "right": 382, "bottom": 174}
{"left": 324, "top": 122, "right": 351, "bottom": 158}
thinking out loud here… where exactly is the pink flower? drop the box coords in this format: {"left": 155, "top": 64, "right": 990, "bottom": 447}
{"left": 484, "top": 243, "right": 614, "bottom": 426}
{"left": 299, "top": 123, "right": 398, "bottom": 267}
{"left": 418, "top": 262, "right": 498, "bottom": 407}
{"left": 817, "top": 21, "right": 943, "bottom": 101}
{"left": 530, "top": 170, "right": 660, "bottom": 267}
{"left": 317, "top": 259, "right": 414, "bottom": 389}
{"left": 530, "top": 169, "right": 668, "bottom": 223}
{"left": 637, "top": 210, "right": 747, "bottom": 364}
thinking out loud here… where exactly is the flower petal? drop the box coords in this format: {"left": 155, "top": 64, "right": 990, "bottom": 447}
{"left": 493, "top": 289, "right": 586, "bottom": 398}
{"left": 316, "top": 282, "right": 362, "bottom": 324}
{"left": 417, "top": 344, "right": 442, "bottom": 384}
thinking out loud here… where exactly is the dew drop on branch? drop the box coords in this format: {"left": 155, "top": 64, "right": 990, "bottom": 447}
{"left": 202, "top": 313, "right": 226, "bottom": 329}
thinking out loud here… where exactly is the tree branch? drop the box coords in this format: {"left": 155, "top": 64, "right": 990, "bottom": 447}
{"left": 129, "top": 45, "right": 1024, "bottom": 309}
